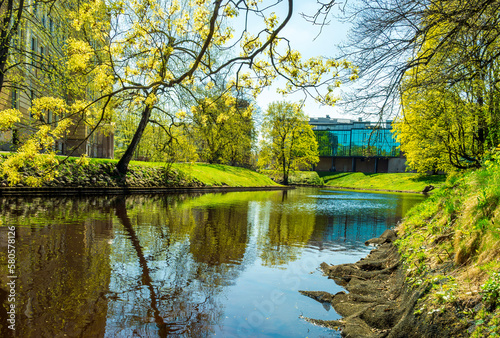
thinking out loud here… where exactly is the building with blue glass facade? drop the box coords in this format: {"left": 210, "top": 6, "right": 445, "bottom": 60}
{"left": 310, "top": 116, "right": 406, "bottom": 173}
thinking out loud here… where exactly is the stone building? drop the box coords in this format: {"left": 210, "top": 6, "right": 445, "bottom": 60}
{"left": 0, "top": 0, "right": 114, "bottom": 158}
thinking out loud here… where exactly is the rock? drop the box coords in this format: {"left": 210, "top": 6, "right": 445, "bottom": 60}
{"left": 365, "top": 229, "right": 397, "bottom": 246}
{"left": 422, "top": 185, "right": 435, "bottom": 193}
{"left": 304, "top": 230, "right": 472, "bottom": 338}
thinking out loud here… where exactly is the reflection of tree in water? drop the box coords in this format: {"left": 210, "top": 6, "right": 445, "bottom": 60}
{"left": 0, "top": 190, "right": 328, "bottom": 336}
{"left": 0, "top": 196, "right": 116, "bottom": 227}
{"left": 256, "top": 191, "right": 316, "bottom": 267}
{"left": 106, "top": 194, "right": 250, "bottom": 336}
{"left": 188, "top": 207, "right": 248, "bottom": 265}
{"left": 0, "top": 196, "right": 115, "bottom": 337}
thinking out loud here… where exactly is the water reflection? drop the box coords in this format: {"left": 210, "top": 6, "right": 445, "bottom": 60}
{"left": 0, "top": 188, "right": 424, "bottom": 337}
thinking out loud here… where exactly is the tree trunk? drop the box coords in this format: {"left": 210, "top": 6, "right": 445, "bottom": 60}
{"left": 0, "top": 0, "right": 24, "bottom": 92}
{"left": 114, "top": 197, "right": 171, "bottom": 336}
{"left": 283, "top": 173, "right": 289, "bottom": 185}
{"left": 283, "top": 158, "right": 288, "bottom": 185}
{"left": 116, "top": 104, "right": 153, "bottom": 175}
{"left": 0, "top": 51, "right": 8, "bottom": 92}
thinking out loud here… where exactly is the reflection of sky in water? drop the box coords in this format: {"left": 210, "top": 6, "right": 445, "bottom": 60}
{"left": 0, "top": 188, "right": 425, "bottom": 338}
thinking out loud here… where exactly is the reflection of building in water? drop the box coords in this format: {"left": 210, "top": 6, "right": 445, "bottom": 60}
{"left": 0, "top": 197, "right": 114, "bottom": 338}
{"left": 312, "top": 212, "right": 397, "bottom": 245}
{"left": 307, "top": 192, "right": 425, "bottom": 248}
{"left": 309, "top": 116, "right": 407, "bottom": 173}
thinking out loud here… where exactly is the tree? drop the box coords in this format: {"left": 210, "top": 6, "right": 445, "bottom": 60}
{"left": 258, "top": 101, "right": 319, "bottom": 185}
{"left": 0, "top": 0, "right": 27, "bottom": 91}
{"left": 185, "top": 91, "right": 255, "bottom": 166}
{"left": 323, "top": 0, "right": 500, "bottom": 119}
{"left": 0, "top": 0, "right": 114, "bottom": 186}
{"left": 392, "top": 10, "right": 500, "bottom": 172}
{"left": 114, "top": 109, "right": 198, "bottom": 164}
{"left": 1, "top": 0, "right": 356, "bottom": 186}
{"left": 84, "top": 0, "right": 356, "bottom": 175}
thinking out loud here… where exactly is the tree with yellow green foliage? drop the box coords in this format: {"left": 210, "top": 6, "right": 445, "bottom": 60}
{"left": 1, "top": 0, "right": 356, "bottom": 186}
{"left": 393, "top": 16, "right": 500, "bottom": 173}
{"left": 258, "top": 101, "right": 319, "bottom": 185}
{"left": 105, "top": 0, "right": 356, "bottom": 175}
{"left": 0, "top": 0, "right": 114, "bottom": 186}
{"left": 185, "top": 92, "right": 255, "bottom": 166}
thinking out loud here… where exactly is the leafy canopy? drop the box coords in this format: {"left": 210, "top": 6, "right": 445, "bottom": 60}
{"left": 258, "top": 101, "right": 319, "bottom": 185}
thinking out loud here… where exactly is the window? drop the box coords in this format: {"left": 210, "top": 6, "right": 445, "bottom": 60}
{"left": 49, "top": 18, "right": 54, "bottom": 33}
{"left": 33, "top": 0, "right": 37, "bottom": 15}
{"left": 11, "top": 89, "right": 18, "bottom": 109}
{"left": 31, "top": 36, "right": 37, "bottom": 66}
{"left": 29, "top": 89, "right": 35, "bottom": 119}
{"left": 12, "top": 129, "right": 19, "bottom": 146}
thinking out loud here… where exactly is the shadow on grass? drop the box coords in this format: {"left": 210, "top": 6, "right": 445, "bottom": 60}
{"left": 198, "top": 163, "right": 243, "bottom": 173}
{"left": 410, "top": 174, "right": 447, "bottom": 184}
{"left": 317, "top": 172, "right": 354, "bottom": 181}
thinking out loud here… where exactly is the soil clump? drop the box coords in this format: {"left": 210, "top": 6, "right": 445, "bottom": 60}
{"left": 300, "top": 229, "right": 470, "bottom": 337}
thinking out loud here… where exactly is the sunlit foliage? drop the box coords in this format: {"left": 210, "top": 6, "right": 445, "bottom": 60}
{"left": 258, "top": 101, "right": 319, "bottom": 185}
{"left": 393, "top": 3, "right": 500, "bottom": 173}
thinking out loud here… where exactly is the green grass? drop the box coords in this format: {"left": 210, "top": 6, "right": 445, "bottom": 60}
{"left": 259, "top": 170, "right": 325, "bottom": 186}
{"left": 392, "top": 161, "right": 500, "bottom": 336}
{"left": 116, "top": 159, "right": 279, "bottom": 187}
{"left": 46, "top": 156, "right": 280, "bottom": 187}
{"left": 171, "top": 163, "right": 279, "bottom": 187}
{"left": 288, "top": 171, "right": 324, "bottom": 185}
{"left": 318, "top": 172, "right": 446, "bottom": 193}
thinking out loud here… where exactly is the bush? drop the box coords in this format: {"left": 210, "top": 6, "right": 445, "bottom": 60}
{"left": 482, "top": 272, "right": 500, "bottom": 307}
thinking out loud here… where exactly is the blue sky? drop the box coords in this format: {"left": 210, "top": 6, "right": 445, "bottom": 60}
{"left": 253, "top": 2, "right": 355, "bottom": 119}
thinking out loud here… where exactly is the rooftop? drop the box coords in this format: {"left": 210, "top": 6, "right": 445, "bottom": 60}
{"left": 309, "top": 116, "right": 393, "bottom": 130}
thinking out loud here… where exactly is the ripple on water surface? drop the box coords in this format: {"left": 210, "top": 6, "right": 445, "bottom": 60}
{"left": 0, "top": 188, "right": 424, "bottom": 337}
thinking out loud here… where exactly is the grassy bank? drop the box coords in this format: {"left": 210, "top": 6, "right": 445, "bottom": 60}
{"left": 394, "top": 160, "right": 500, "bottom": 336}
{"left": 0, "top": 156, "right": 279, "bottom": 188}
{"left": 319, "top": 172, "right": 446, "bottom": 193}
{"left": 258, "top": 170, "right": 325, "bottom": 186}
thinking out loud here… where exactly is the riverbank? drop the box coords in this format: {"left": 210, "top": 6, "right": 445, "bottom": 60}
{"left": 319, "top": 172, "right": 446, "bottom": 193}
{"left": 0, "top": 157, "right": 280, "bottom": 189}
{"left": 262, "top": 170, "right": 446, "bottom": 193}
{"left": 302, "top": 164, "right": 500, "bottom": 337}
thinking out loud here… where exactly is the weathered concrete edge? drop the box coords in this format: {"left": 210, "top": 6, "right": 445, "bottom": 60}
{"left": 0, "top": 185, "right": 293, "bottom": 197}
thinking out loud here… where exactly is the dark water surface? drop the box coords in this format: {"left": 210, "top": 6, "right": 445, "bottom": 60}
{"left": 0, "top": 188, "right": 424, "bottom": 337}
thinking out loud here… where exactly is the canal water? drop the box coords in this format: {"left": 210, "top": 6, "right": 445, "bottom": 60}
{"left": 0, "top": 188, "right": 424, "bottom": 337}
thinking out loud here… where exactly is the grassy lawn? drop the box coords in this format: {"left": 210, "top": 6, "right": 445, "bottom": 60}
{"left": 259, "top": 170, "right": 324, "bottom": 185}
{"left": 90, "top": 158, "right": 279, "bottom": 187}
{"left": 318, "top": 172, "right": 446, "bottom": 193}
{"left": 171, "top": 163, "right": 279, "bottom": 187}
{"left": 36, "top": 156, "right": 279, "bottom": 187}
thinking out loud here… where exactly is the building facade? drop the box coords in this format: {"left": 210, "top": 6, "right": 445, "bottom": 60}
{"left": 0, "top": 0, "right": 114, "bottom": 158}
{"left": 310, "top": 116, "right": 406, "bottom": 173}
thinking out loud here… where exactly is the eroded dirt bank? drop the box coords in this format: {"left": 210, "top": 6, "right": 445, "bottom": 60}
{"left": 300, "top": 230, "right": 473, "bottom": 337}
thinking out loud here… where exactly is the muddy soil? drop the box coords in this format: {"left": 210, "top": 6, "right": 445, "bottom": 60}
{"left": 300, "top": 229, "right": 471, "bottom": 337}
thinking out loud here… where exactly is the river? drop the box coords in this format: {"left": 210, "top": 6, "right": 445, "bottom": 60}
{"left": 0, "top": 187, "right": 424, "bottom": 337}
